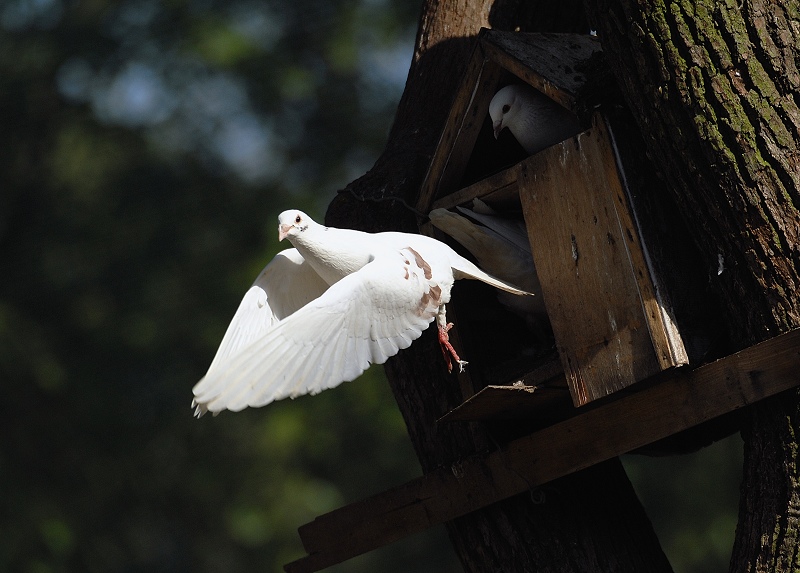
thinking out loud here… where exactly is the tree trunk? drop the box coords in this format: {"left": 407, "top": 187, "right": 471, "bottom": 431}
{"left": 327, "top": 1, "right": 673, "bottom": 571}
{"left": 583, "top": 0, "right": 800, "bottom": 570}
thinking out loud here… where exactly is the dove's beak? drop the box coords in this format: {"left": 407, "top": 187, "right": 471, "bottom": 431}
{"left": 492, "top": 120, "right": 503, "bottom": 139}
{"left": 278, "top": 224, "right": 292, "bottom": 241}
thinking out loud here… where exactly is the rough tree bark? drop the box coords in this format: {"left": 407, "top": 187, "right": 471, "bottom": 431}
{"left": 583, "top": 0, "right": 800, "bottom": 571}
{"left": 327, "top": 1, "right": 674, "bottom": 572}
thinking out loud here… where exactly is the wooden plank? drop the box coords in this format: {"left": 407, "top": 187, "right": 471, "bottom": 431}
{"left": 602, "top": 111, "right": 707, "bottom": 365}
{"left": 439, "top": 356, "right": 567, "bottom": 422}
{"left": 518, "top": 114, "right": 686, "bottom": 406}
{"left": 438, "top": 383, "right": 570, "bottom": 423}
{"left": 480, "top": 31, "right": 603, "bottom": 114}
{"left": 604, "top": 118, "right": 689, "bottom": 370}
{"left": 429, "top": 164, "right": 520, "bottom": 212}
{"left": 284, "top": 329, "right": 800, "bottom": 573}
{"left": 416, "top": 42, "right": 505, "bottom": 213}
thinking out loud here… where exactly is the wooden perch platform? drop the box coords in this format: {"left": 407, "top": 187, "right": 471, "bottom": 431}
{"left": 285, "top": 329, "right": 800, "bottom": 573}
{"left": 438, "top": 357, "right": 570, "bottom": 424}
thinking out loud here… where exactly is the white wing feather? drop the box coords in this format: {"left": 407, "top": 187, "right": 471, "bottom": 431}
{"left": 203, "top": 248, "right": 329, "bottom": 374}
{"left": 253, "top": 248, "right": 331, "bottom": 321}
{"left": 192, "top": 248, "right": 444, "bottom": 414}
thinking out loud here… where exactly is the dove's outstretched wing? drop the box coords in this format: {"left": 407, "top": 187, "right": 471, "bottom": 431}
{"left": 203, "top": 248, "right": 329, "bottom": 375}
{"left": 192, "top": 247, "right": 448, "bottom": 415}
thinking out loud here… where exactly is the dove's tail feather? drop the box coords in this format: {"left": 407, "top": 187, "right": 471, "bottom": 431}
{"left": 429, "top": 208, "right": 531, "bottom": 296}
{"left": 455, "top": 204, "right": 532, "bottom": 253}
{"left": 429, "top": 208, "right": 497, "bottom": 263}
{"left": 452, "top": 260, "right": 531, "bottom": 295}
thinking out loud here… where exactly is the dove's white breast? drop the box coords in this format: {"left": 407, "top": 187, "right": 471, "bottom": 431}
{"left": 290, "top": 227, "right": 377, "bottom": 285}
{"left": 289, "top": 226, "right": 458, "bottom": 289}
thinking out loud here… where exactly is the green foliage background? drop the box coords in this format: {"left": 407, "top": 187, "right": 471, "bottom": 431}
{"left": 0, "top": 0, "right": 743, "bottom": 572}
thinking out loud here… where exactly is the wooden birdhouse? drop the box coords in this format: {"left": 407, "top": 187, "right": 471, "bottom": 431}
{"left": 284, "top": 29, "right": 800, "bottom": 573}
{"left": 417, "top": 29, "right": 690, "bottom": 410}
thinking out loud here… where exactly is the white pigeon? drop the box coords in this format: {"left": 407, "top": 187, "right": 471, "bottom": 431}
{"left": 191, "top": 209, "right": 531, "bottom": 416}
{"left": 429, "top": 200, "right": 547, "bottom": 330}
{"left": 488, "top": 84, "right": 582, "bottom": 155}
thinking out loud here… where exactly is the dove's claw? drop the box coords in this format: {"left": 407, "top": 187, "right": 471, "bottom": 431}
{"left": 438, "top": 323, "right": 466, "bottom": 373}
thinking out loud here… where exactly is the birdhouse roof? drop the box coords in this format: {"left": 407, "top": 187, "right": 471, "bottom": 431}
{"left": 416, "top": 29, "right": 609, "bottom": 213}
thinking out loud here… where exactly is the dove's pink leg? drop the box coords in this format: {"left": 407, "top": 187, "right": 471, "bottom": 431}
{"left": 438, "top": 322, "right": 468, "bottom": 374}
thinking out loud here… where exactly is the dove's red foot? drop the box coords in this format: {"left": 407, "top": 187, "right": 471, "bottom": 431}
{"left": 438, "top": 322, "right": 468, "bottom": 373}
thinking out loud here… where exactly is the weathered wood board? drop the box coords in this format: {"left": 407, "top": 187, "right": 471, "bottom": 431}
{"left": 480, "top": 31, "right": 602, "bottom": 113}
{"left": 415, "top": 41, "right": 505, "bottom": 213}
{"left": 439, "top": 356, "right": 566, "bottom": 422}
{"left": 518, "top": 114, "right": 687, "bottom": 405}
{"left": 438, "top": 383, "right": 570, "bottom": 423}
{"left": 429, "top": 162, "right": 520, "bottom": 212}
{"left": 284, "top": 329, "right": 800, "bottom": 573}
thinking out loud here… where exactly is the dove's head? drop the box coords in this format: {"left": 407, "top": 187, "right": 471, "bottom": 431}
{"left": 278, "top": 210, "right": 313, "bottom": 242}
{"left": 489, "top": 84, "right": 524, "bottom": 140}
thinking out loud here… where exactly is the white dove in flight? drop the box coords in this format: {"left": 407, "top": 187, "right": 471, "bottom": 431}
{"left": 488, "top": 84, "right": 582, "bottom": 155}
{"left": 191, "top": 209, "right": 530, "bottom": 416}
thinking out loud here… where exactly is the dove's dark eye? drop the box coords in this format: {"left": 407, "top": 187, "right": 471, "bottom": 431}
{"left": 502, "top": 104, "right": 510, "bottom": 114}
{"left": 295, "top": 215, "right": 302, "bottom": 224}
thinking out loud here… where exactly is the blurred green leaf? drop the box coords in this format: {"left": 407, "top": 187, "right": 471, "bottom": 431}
{"left": 188, "top": 19, "right": 259, "bottom": 66}
{"left": 38, "top": 517, "right": 75, "bottom": 556}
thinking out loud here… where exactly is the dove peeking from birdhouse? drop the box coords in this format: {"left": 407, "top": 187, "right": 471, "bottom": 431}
{"left": 429, "top": 199, "right": 547, "bottom": 332}
{"left": 191, "top": 209, "right": 531, "bottom": 416}
{"left": 489, "top": 84, "right": 582, "bottom": 155}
